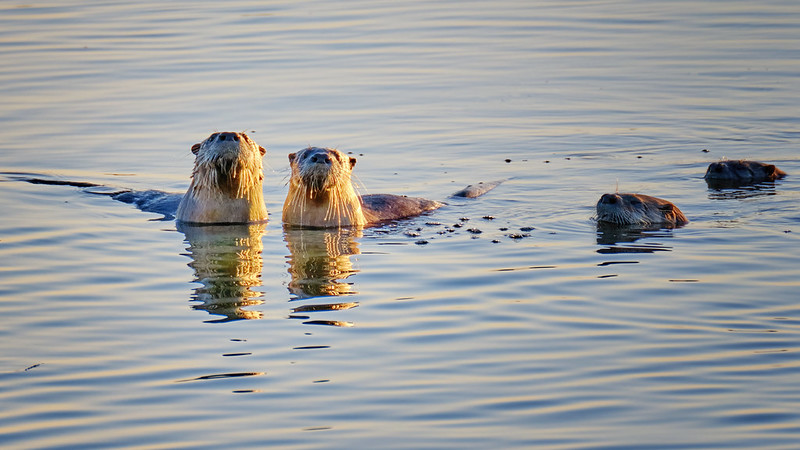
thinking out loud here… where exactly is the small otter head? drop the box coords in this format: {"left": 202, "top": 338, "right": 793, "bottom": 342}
{"left": 283, "top": 147, "right": 365, "bottom": 228}
{"left": 596, "top": 193, "right": 688, "bottom": 227}
{"left": 704, "top": 160, "right": 785, "bottom": 184}
{"left": 176, "top": 132, "right": 268, "bottom": 224}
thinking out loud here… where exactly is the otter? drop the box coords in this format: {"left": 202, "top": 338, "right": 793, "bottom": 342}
{"left": 176, "top": 131, "right": 267, "bottom": 224}
{"left": 704, "top": 160, "right": 786, "bottom": 186}
{"left": 596, "top": 193, "right": 688, "bottom": 227}
{"left": 11, "top": 132, "right": 268, "bottom": 224}
{"left": 282, "top": 147, "right": 441, "bottom": 228}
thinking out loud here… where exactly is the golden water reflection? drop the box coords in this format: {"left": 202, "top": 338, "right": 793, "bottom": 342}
{"left": 284, "top": 227, "right": 361, "bottom": 299}
{"left": 284, "top": 227, "right": 361, "bottom": 327}
{"left": 179, "top": 223, "right": 266, "bottom": 323}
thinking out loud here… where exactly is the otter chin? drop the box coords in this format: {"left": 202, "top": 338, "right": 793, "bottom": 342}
{"left": 595, "top": 193, "right": 688, "bottom": 227}
{"left": 282, "top": 147, "right": 443, "bottom": 228}
{"left": 176, "top": 132, "right": 268, "bottom": 224}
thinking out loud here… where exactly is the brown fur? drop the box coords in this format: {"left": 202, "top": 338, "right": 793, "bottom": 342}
{"left": 596, "top": 193, "right": 688, "bottom": 227}
{"left": 704, "top": 160, "right": 786, "bottom": 185}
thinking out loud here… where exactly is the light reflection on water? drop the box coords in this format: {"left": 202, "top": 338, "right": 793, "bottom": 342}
{"left": 1, "top": 0, "right": 800, "bottom": 448}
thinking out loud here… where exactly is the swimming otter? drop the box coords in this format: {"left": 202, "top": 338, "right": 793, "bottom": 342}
{"left": 12, "top": 132, "right": 268, "bottom": 223}
{"left": 176, "top": 131, "right": 268, "bottom": 224}
{"left": 596, "top": 193, "right": 688, "bottom": 227}
{"left": 282, "top": 147, "right": 447, "bottom": 228}
{"left": 704, "top": 160, "right": 786, "bottom": 186}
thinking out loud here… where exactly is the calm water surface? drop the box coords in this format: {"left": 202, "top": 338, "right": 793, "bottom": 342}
{"left": 1, "top": 1, "right": 800, "bottom": 448}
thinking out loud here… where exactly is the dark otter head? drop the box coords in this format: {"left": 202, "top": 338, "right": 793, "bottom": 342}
{"left": 704, "top": 160, "right": 754, "bottom": 181}
{"left": 704, "top": 160, "right": 784, "bottom": 183}
{"left": 288, "top": 147, "right": 357, "bottom": 197}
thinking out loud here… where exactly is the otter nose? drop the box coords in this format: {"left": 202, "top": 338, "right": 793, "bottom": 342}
{"left": 217, "top": 132, "right": 240, "bottom": 142}
{"left": 600, "top": 193, "right": 618, "bottom": 204}
{"left": 310, "top": 153, "right": 331, "bottom": 164}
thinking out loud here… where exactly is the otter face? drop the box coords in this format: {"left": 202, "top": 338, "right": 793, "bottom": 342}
{"left": 177, "top": 131, "right": 268, "bottom": 224}
{"left": 188, "top": 131, "right": 266, "bottom": 199}
{"left": 288, "top": 147, "right": 357, "bottom": 195}
{"left": 283, "top": 147, "right": 366, "bottom": 227}
{"left": 596, "top": 193, "right": 687, "bottom": 226}
{"left": 704, "top": 161, "right": 755, "bottom": 181}
{"left": 704, "top": 160, "right": 784, "bottom": 183}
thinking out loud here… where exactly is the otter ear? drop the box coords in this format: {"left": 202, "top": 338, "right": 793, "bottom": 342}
{"left": 288, "top": 152, "right": 296, "bottom": 162}
{"left": 349, "top": 157, "right": 357, "bottom": 169}
{"left": 191, "top": 143, "right": 201, "bottom": 155}
{"left": 259, "top": 146, "right": 266, "bottom": 156}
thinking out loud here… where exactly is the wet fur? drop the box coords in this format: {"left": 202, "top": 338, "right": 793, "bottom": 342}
{"left": 596, "top": 193, "right": 688, "bottom": 227}
{"left": 704, "top": 160, "right": 786, "bottom": 185}
{"left": 283, "top": 147, "right": 443, "bottom": 228}
{"left": 176, "top": 132, "right": 267, "bottom": 224}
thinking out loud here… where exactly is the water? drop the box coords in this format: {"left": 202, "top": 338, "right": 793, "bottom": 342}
{"left": 2, "top": 1, "right": 800, "bottom": 448}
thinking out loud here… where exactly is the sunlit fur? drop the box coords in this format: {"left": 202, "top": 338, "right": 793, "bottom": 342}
{"left": 176, "top": 132, "right": 267, "bottom": 224}
{"left": 595, "top": 193, "right": 688, "bottom": 227}
{"left": 283, "top": 147, "right": 367, "bottom": 228}
{"left": 704, "top": 159, "right": 786, "bottom": 183}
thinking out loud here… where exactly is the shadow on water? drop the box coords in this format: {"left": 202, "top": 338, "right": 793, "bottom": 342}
{"left": 284, "top": 227, "right": 362, "bottom": 327}
{"left": 178, "top": 223, "right": 266, "bottom": 323}
{"left": 595, "top": 222, "right": 676, "bottom": 254}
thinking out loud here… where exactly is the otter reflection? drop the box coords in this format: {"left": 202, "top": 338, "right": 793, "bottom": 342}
{"left": 595, "top": 222, "right": 675, "bottom": 254}
{"left": 178, "top": 223, "right": 266, "bottom": 323}
{"left": 284, "top": 227, "right": 361, "bottom": 326}
{"left": 706, "top": 183, "right": 779, "bottom": 200}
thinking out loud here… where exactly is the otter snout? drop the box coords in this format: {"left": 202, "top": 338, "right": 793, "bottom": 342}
{"left": 310, "top": 153, "right": 332, "bottom": 164}
{"left": 215, "top": 132, "right": 240, "bottom": 142}
{"left": 599, "top": 193, "right": 620, "bottom": 205}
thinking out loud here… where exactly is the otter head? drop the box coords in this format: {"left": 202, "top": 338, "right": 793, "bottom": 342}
{"left": 704, "top": 161, "right": 751, "bottom": 182}
{"left": 176, "top": 131, "right": 268, "bottom": 224}
{"left": 288, "top": 147, "right": 356, "bottom": 199}
{"left": 596, "top": 193, "right": 687, "bottom": 226}
{"left": 283, "top": 147, "right": 366, "bottom": 228}
{"left": 189, "top": 132, "right": 266, "bottom": 198}
{"left": 704, "top": 160, "right": 783, "bottom": 183}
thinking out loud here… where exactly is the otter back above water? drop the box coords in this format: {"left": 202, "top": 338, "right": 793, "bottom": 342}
{"left": 282, "top": 146, "right": 503, "bottom": 228}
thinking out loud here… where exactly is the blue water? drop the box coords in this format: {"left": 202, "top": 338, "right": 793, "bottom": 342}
{"left": 1, "top": 1, "right": 800, "bottom": 448}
